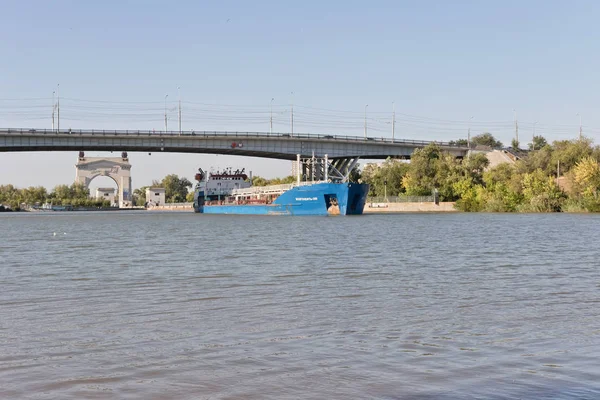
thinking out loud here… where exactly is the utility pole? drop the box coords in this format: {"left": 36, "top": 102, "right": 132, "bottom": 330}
{"left": 577, "top": 113, "right": 582, "bottom": 140}
{"left": 57, "top": 84, "right": 60, "bottom": 132}
{"left": 270, "top": 98, "right": 274, "bottom": 133}
{"left": 514, "top": 109, "right": 518, "bottom": 148}
{"left": 468, "top": 116, "right": 473, "bottom": 149}
{"left": 290, "top": 92, "right": 294, "bottom": 136}
{"left": 52, "top": 90, "right": 55, "bottom": 131}
{"left": 364, "top": 104, "right": 368, "bottom": 139}
{"left": 178, "top": 87, "right": 182, "bottom": 135}
{"left": 392, "top": 102, "right": 396, "bottom": 141}
{"left": 532, "top": 121, "right": 538, "bottom": 150}
{"left": 164, "top": 94, "right": 168, "bottom": 132}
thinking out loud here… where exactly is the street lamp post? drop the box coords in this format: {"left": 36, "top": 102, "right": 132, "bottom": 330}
{"left": 178, "top": 87, "right": 182, "bottom": 135}
{"left": 270, "top": 98, "right": 274, "bottom": 133}
{"left": 164, "top": 94, "right": 168, "bottom": 132}
{"left": 52, "top": 90, "right": 55, "bottom": 131}
{"left": 384, "top": 180, "right": 387, "bottom": 201}
{"left": 468, "top": 116, "right": 473, "bottom": 149}
{"left": 392, "top": 102, "right": 395, "bottom": 141}
{"left": 57, "top": 84, "right": 60, "bottom": 132}
{"left": 513, "top": 109, "right": 518, "bottom": 148}
{"left": 290, "top": 92, "right": 294, "bottom": 136}
{"left": 364, "top": 104, "right": 368, "bottom": 139}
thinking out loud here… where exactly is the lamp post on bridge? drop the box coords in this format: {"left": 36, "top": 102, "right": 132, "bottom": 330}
{"left": 52, "top": 90, "right": 55, "bottom": 131}
{"left": 513, "top": 108, "right": 518, "bottom": 149}
{"left": 164, "top": 94, "right": 168, "bottom": 132}
{"left": 270, "top": 98, "right": 274, "bottom": 134}
{"left": 178, "top": 87, "right": 182, "bottom": 136}
{"left": 364, "top": 104, "right": 368, "bottom": 139}
{"left": 290, "top": 92, "right": 294, "bottom": 136}
{"left": 57, "top": 83, "right": 60, "bottom": 132}
{"left": 392, "top": 102, "right": 396, "bottom": 141}
{"left": 468, "top": 116, "right": 473, "bottom": 150}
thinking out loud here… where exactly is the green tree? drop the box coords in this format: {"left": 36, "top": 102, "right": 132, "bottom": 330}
{"left": 52, "top": 184, "right": 72, "bottom": 200}
{"left": 570, "top": 157, "right": 600, "bottom": 211}
{"left": 159, "top": 174, "right": 192, "bottom": 203}
{"left": 519, "top": 169, "right": 564, "bottom": 212}
{"left": 361, "top": 159, "right": 410, "bottom": 197}
{"left": 402, "top": 144, "right": 463, "bottom": 200}
{"left": 449, "top": 139, "right": 469, "bottom": 147}
{"left": 269, "top": 176, "right": 296, "bottom": 185}
{"left": 133, "top": 186, "right": 149, "bottom": 206}
{"left": 528, "top": 135, "right": 548, "bottom": 151}
{"left": 462, "top": 153, "right": 490, "bottom": 185}
{"left": 511, "top": 138, "right": 520, "bottom": 150}
{"left": 471, "top": 132, "right": 503, "bottom": 149}
{"left": 71, "top": 183, "right": 90, "bottom": 199}
{"left": 551, "top": 138, "right": 595, "bottom": 175}
{"left": 251, "top": 176, "right": 269, "bottom": 186}
{"left": 519, "top": 144, "right": 554, "bottom": 175}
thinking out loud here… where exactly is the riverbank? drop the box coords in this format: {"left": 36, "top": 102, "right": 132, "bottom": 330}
{"left": 363, "top": 202, "right": 457, "bottom": 213}
{"left": 146, "top": 202, "right": 457, "bottom": 213}
{"left": 147, "top": 203, "right": 194, "bottom": 212}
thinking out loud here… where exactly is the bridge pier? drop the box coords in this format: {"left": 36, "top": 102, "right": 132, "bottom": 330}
{"left": 295, "top": 154, "right": 360, "bottom": 183}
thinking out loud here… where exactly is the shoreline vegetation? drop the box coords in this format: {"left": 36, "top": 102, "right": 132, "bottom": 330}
{"left": 359, "top": 133, "right": 600, "bottom": 213}
{"left": 0, "top": 174, "right": 194, "bottom": 212}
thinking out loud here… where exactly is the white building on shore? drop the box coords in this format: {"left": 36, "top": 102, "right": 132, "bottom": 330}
{"left": 146, "top": 187, "right": 166, "bottom": 207}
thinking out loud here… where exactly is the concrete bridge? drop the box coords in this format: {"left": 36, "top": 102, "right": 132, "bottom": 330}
{"left": 0, "top": 128, "right": 469, "bottom": 160}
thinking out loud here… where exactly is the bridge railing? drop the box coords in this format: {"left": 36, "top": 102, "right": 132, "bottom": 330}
{"left": 0, "top": 128, "right": 467, "bottom": 148}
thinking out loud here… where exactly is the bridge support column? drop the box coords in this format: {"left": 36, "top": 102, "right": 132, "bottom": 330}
{"left": 328, "top": 157, "right": 360, "bottom": 183}
{"left": 296, "top": 154, "right": 301, "bottom": 185}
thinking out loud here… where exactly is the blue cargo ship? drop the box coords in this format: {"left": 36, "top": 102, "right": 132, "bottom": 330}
{"left": 192, "top": 167, "right": 369, "bottom": 216}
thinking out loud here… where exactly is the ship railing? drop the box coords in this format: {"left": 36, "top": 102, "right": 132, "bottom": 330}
{"left": 231, "top": 180, "right": 327, "bottom": 197}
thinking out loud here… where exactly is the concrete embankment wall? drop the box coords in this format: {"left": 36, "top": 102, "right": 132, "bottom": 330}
{"left": 147, "top": 203, "right": 193, "bottom": 212}
{"left": 146, "top": 202, "right": 457, "bottom": 213}
{"left": 364, "top": 202, "right": 457, "bottom": 213}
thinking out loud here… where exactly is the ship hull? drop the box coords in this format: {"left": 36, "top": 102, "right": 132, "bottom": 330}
{"left": 194, "top": 182, "right": 369, "bottom": 216}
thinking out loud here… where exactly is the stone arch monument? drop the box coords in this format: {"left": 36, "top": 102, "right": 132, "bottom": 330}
{"left": 75, "top": 152, "right": 132, "bottom": 208}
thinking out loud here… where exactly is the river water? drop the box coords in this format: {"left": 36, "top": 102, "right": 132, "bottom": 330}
{"left": 1, "top": 212, "right": 599, "bottom": 399}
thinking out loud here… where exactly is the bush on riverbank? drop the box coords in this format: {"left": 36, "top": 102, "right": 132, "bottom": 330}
{"left": 0, "top": 183, "right": 112, "bottom": 210}
{"left": 360, "top": 135, "right": 600, "bottom": 212}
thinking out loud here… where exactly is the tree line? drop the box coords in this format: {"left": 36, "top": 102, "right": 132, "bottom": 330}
{"left": 359, "top": 133, "right": 600, "bottom": 212}
{"left": 0, "top": 174, "right": 196, "bottom": 210}
{"left": 0, "top": 183, "right": 111, "bottom": 210}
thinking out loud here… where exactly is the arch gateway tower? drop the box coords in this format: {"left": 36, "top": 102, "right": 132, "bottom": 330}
{"left": 75, "top": 152, "right": 132, "bottom": 208}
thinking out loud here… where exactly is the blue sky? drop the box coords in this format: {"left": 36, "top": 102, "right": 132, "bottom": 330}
{"left": 1, "top": 0, "right": 599, "bottom": 189}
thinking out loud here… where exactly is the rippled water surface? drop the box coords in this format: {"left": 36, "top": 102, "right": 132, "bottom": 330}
{"left": 1, "top": 212, "right": 600, "bottom": 399}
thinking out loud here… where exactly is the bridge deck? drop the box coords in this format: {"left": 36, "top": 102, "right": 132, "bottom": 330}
{"left": 0, "top": 128, "right": 469, "bottom": 160}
